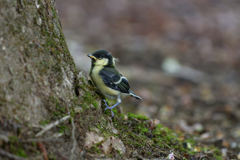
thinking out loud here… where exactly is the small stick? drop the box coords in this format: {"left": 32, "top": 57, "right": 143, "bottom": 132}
{"left": 56, "top": 152, "right": 69, "bottom": 160}
{"left": 66, "top": 105, "right": 77, "bottom": 160}
{"left": 37, "top": 142, "right": 48, "bottom": 160}
{"left": 70, "top": 117, "right": 77, "bottom": 160}
{"left": 36, "top": 115, "right": 70, "bottom": 137}
{"left": 20, "top": 138, "right": 63, "bottom": 142}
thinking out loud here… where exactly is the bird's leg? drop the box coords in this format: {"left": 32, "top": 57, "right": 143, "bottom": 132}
{"left": 103, "top": 95, "right": 122, "bottom": 117}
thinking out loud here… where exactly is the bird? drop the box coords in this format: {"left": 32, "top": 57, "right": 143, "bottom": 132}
{"left": 87, "top": 49, "right": 142, "bottom": 117}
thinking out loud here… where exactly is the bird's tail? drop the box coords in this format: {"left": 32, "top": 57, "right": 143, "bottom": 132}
{"left": 129, "top": 90, "right": 142, "bottom": 100}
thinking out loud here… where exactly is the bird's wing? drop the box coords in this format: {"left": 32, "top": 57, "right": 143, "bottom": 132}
{"left": 99, "top": 67, "right": 130, "bottom": 93}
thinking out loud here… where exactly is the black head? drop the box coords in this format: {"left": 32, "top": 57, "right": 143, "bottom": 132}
{"left": 88, "top": 49, "right": 115, "bottom": 67}
{"left": 92, "top": 49, "right": 112, "bottom": 59}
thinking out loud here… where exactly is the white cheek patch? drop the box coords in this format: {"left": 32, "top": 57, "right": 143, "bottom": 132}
{"left": 94, "top": 58, "right": 108, "bottom": 66}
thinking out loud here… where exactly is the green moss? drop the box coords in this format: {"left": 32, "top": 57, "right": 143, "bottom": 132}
{"left": 127, "top": 113, "right": 149, "bottom": 120}
{"left": 87, "top": 142, "right": 103, "bottom": 155}
{"left": 9, "top": 135, "right": 18, "bottom": 143}
{"left": 81, "top": 91, "right": 98, "bottom": 109}
{"left": 48, "top": 154, "right": 57, "bottom": 160}
{"left": 53, "top": 103, "right": 67, "bottom": 119}
{"left": 48, "top": 96, "right": 67, "bottom": 119}
{"left": 58, "top": 125, "right": 70, "bottom": 134}
{"left": 140, "top": 127, "right": 148, "bottom": 134}
{"left": 32, "top": 142, "right": 37, "bottom": 148}
{"left": 8, "top": 136, "right": 28, "bottom": 158}
{"left": 77, "top": 77, "right": 100, "bottom": 110}
{"left": 41, "top": 119, "right": 51, "bottom": 125}
{"left": 16, "top": 148, "right": 27, "bottom": 158}
{"left": 91, "top": 145, "right": 101, "bottom": 154}
{"left": 37, "top": 60, "right": 50, "bottom": 76}
{"left": 69, "top": 106, "right": 76, "bottom": 117}
{"left": 51, "top": 6, "right": 58, "bottom": 19}
{"left": 95, "top": 124, "right": 112, "bottom": 138}
{"left": 81, "top": 77, "right": 86, "bottom": 83}
{"left": 215, "top": 154, "right": 223, "bottom": 160}
{"left": 78, "top": 105, "right": 222, "bottom": 159}
{"left": 93, "top": 101, "right": 98, "bottom": 108}
{"left": 109, "top": 114, "right": 223, "bottom": 159}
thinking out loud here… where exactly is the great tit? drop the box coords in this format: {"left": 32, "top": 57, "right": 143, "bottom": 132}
{"left": 87, "top": 49, "right": 142, "bottom": 117}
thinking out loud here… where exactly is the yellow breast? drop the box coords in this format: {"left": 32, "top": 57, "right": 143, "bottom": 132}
{"left": 90, "top": 66, "right": 120, "bottom": 99}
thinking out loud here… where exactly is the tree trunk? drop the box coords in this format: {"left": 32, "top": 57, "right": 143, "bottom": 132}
{"left": 0, "top": 0, "right": 76, "bottom": 123}
{"left": 0, "top": 0, "right": 87, "bottom": 159}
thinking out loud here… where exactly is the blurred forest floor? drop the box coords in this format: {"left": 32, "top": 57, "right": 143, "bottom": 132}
{"left": 56, "top": 0, "right": 240, "bottom": 157}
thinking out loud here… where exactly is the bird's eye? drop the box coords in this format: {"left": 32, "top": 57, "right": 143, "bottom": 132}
{"left": 98, "top": 56, "right": 102, "bottom": 60}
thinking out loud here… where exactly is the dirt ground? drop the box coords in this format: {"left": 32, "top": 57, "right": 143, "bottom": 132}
{"left": 56, "top": 0, "right": 240, "bottom": 158}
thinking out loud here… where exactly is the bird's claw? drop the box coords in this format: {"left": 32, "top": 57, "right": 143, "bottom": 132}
{"left": 102, "top": 100, "right": 109, "bottom": 113}
{"left": 102, "top": 99, "right": 108, "bottom": 107}
{"left": 102, "top": 99, "right": 115, "bottom": 117}
{"left": 104, "top": 108, "right": 114, "bottom": 117}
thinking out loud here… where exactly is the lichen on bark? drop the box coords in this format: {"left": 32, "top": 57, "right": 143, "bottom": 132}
{"left": 0, "top": 0, "right": 81, "bottom": 158}
{"left": 0, "top": 0, "right": 75, "bottom": 124}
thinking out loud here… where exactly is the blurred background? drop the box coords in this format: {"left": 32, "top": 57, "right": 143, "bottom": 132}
{"left": 56, "top": 0, "right": 240, "bottom": 154}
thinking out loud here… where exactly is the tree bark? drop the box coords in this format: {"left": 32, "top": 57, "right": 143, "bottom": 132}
{"left": 0, "top": 0, "right": 75, "bottom": 124}
{"left": 0, "top": 0, "right": 85, "bottom": 159}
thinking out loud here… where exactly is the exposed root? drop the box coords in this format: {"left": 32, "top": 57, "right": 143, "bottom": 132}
{"left": 70, "top": 116, "right": 77, "bottom": 160}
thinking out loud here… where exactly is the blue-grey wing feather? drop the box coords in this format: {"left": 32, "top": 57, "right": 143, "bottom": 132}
{"left": 99, "top": 68, "right": 130, "bottom": 93}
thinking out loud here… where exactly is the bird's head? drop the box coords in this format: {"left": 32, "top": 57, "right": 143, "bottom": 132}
{"left": 88, "top": 49, "right": 115, "bottom": 67}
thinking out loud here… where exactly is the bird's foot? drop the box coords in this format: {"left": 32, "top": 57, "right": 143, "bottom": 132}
{"left": 102, "top": 100, "right": 114, "bottom": 117}
{"left": 102, "top": 99, "right": 108, "bottom": 108}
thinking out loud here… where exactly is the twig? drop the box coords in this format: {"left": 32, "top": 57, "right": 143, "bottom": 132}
{"left": 37, "top": 142, "right": 48, "bottom": 160}
{"left": 66, "top": 105, "right": 77, "bottom": 160}
{"left": 153, "top": 138, "right": 182, "bottom": 159}
{"left": 30, "top": 124, "right": 44, "bottom": 129}
{"left": 70, "top": 117, "right": 77, "bottom": 160}
{"left": 132, "top": 132, "right": 152, "bottom": 148}
{"left": 0, "top": 148, "right": 27, "bottom": 160}
{"left": 36, "top": 115, "right": 70, "bottom": 137}
{"left": 20, "top": 138, "right": 63, "bottom": 142}
{"left": 56, "top": 152, "right": 69, "bottom": 160}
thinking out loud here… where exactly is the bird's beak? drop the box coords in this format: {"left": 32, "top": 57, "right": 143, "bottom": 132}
{"left": 87, "top": 54, "right": 97, "bottom": 60}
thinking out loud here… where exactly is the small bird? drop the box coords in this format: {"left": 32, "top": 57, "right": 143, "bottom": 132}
{"left": 87, "top": 49, "right": 142, "bottom": 117}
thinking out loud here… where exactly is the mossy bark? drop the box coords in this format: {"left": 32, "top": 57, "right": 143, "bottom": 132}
{"left": 0, "top": 0, "right": 82, "bottom": 159}
{"left": 0, "top": 0, "right": 75, "bottom": 123}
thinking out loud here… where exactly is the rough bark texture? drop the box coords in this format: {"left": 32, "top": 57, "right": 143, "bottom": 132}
{"left": 0, "top": 0, "right": 76, "bottom": 124}
{"left": 0, "top": 0, "right": 83, "bottom": 159}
